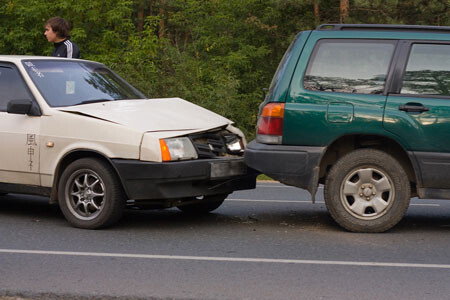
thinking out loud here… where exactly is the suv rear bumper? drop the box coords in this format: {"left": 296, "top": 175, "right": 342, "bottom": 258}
{"left": 244, "top": 140, "right": 325, "bottom": 197}
{"left": 112, "top": 157, "right": 257, "bottom": 200}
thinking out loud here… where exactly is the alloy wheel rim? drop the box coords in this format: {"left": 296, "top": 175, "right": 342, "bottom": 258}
{"left": 65, "top": 169, "right": 106, "bottom": 221}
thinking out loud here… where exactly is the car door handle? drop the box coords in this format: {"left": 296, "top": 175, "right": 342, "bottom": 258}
{"left": 398, "top": 103, "right": 429, "bottom": 113}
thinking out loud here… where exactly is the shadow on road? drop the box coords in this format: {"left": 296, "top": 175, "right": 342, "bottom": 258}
{"left": 0, "top": 193, "right": 449, "bottom": 233}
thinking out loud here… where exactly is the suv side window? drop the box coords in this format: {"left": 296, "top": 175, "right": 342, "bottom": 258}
{"left": 0, "top": 66, "right": 33, "bottom": 112}
{"left": 304, "top": 40, "right": 395, "bottom": 94}
{"left": 400, "top": 44, "right": 450, "bottom": 96}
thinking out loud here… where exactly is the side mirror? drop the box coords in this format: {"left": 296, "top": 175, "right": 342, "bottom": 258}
{"left": 7, "top": 99, "right": 41, "bottom": 116}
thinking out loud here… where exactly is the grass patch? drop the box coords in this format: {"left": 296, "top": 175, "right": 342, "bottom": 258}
{"left": 257, "top": 174, "right": 274, "bottom": 181}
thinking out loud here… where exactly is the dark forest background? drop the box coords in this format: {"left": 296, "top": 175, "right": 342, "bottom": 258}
{"left": 1, "top": 0, "right": 449, "bottom": 139}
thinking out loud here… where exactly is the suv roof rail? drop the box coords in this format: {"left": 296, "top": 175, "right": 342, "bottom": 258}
{"left": 316, "top": 24, "right": 450, "bottom": 33}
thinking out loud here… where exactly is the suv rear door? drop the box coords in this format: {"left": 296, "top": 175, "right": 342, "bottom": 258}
{"left": 383, "top": 42, "right": 450, "bottom": 189}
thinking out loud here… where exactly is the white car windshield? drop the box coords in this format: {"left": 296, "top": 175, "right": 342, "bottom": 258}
{"left": 23, "top": 60, "right": 146, "bottom": 107}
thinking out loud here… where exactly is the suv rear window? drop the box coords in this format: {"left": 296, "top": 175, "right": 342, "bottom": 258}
{"left": 303, "top": 40, "right": 395, "bottom": 94}
{"left": 267, "top": 32, "right": 302, "bottom": 97}
{"left": 401, "top": 44, "right": 450, "bottom": 96}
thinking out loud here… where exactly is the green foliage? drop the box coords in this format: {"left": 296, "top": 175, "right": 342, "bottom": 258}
{"left": 0, "top": 0, "right": 49, "bottom": 55}
{"left": 257, "top": 174, "right": 274, "bottom": 181}
{"left": 0, "top": 0, "right": 449, "bottom": 140}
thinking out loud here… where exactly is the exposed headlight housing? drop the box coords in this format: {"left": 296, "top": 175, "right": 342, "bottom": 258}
{"left": 160, "top": 137, "right": 198, "bottom": 161}
{"left": 224, "top": 135, "right": 244, "bottom": 154}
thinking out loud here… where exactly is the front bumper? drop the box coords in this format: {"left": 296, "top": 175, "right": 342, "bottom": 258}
{"left": 112, "top": 157, "right": 256, "bottom": 200}
{"left": 244, "top": 140, "right": 325, "bottom": 197}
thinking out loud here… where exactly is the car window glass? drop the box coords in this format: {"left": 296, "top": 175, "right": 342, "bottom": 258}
{"left": 23, "top": 60, "right": 146, "bottom": 107}
{"left": 401, "top": 44, "right": 450, "bottom": 96}
{"left": 304, "top": 40, "right": 395, "bottom": 94}
{"left": 0, "top": 66, "right": 32, "bottom": 112}
{"left": 267, "top": 32, "right": 302, "bottom": 97}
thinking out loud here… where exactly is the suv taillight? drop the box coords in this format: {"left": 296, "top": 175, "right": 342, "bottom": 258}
{"left": 256, "top": 103, "right": 285, "bottom": 144}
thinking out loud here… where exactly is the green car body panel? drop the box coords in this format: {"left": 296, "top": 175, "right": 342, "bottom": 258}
{"left": 384, "top": 95, "right": 450, "bottom": 152}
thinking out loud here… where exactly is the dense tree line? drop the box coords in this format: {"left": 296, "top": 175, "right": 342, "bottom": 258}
{"left": 1, "top": 0, "right": 449, "bottom": 139}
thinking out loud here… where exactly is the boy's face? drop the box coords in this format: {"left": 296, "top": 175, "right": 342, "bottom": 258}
{"left": 44, "top": 25, "right": 59, "bottom": 43}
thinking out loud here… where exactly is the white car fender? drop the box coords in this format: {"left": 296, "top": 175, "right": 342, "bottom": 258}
{"left": 39, "top": 111, "right": 143, "bottom": 187}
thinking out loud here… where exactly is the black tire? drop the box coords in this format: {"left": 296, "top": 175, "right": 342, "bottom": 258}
{"left": 324, "top": 149, "right": 410, "bottom": 233}
{"left": 58, "top": 158, "right": 125, "bottom": 229}
{"left": 177, "top": 194, "right": 227, "bottom": 214}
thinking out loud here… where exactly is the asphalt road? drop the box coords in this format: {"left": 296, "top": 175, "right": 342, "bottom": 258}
{"left": 0, "top": 182, "right": 449, "bottom": 300}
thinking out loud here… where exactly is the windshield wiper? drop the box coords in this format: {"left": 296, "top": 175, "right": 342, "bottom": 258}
{"left": 77, "top": 99, "right": 113, "bottom": 105}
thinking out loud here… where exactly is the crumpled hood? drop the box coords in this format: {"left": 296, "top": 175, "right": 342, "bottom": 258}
{"left": 56, "top": 98, "right": 232, "bottom": 133}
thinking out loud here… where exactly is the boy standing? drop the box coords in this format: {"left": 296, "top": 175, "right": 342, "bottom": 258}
{"left": 44, "top": 17, "right": 80, "bottom": 58}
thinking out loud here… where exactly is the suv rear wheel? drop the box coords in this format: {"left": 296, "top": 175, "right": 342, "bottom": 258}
{"left": 324, "top": 149, "right": 410, "bottom": 233}
{"left": 58, "top": 158, "right": 125, "bottom": 229}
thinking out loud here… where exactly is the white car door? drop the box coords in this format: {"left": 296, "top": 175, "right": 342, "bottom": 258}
{"left": 0, "top": 63, "right": 41, "bottom": 186}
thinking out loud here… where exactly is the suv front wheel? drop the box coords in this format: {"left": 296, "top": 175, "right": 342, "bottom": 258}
{"left": 324, "top": 149, "right": 410, "bottom": 233}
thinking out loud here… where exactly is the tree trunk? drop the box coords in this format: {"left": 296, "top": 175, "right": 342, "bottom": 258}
{"left": 149, "top": 0, "right": 153, "bottom": 17}
{"left": 340, "top": 0, "right": 349, "bottom": 24}
{"left": 314, "top": 1, "right": 320, "bottom": 25}
{"left": 158, "top": 0, "right": 166, "bottom": 38}
{"left": 137, "top": 0, "right": 146, "bottom": 33}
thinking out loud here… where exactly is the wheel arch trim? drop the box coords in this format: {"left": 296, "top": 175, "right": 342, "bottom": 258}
{"left": 50, "top": 149, "right": 129, "bottom": 204}
{"left": 319, "top": 134, "right": 421, "bottom": 188}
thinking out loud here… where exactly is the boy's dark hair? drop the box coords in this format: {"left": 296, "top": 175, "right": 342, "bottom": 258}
{"left": 45, "top": 17, "right": 70, "bottom": 39}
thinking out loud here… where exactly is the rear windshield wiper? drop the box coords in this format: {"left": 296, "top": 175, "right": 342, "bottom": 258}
{"left": 77, "top": 99, "right": 113, "bottom": 105}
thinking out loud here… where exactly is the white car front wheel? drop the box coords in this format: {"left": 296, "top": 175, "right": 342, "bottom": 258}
{"left": 58, "top": 158, "right": 125, "bottom": 229}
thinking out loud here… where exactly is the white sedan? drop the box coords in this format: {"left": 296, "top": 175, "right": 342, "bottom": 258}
{"left": 0, "top": 56, "right": 256, "bottom": 229}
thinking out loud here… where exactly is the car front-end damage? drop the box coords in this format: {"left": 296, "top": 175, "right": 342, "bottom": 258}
{"left": 113, "top": 125, "right": 257, "bottom": 208}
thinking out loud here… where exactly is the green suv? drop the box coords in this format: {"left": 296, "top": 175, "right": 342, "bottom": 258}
{"left": 245, "top": 24, "right": 450, "bottom": 233}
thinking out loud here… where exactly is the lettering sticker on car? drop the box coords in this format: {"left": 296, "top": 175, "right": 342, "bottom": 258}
{"left": 24, "top": 61, "right": 44, "bottom": 78}
{"left": 26, "top": 134, "right": 38, "bottom": 171}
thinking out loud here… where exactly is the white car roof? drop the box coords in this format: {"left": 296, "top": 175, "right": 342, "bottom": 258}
{"left": 0, "top": 55, "right": 91, "bottom": 63}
